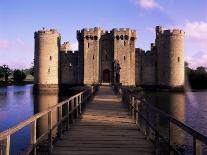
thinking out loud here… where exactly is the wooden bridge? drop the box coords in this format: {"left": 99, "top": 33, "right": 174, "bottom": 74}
{"left": 1, "top": 85, "right": 207, "bottom": 155}
{"left": 51, "top": 85, "right": 153, "bottom": 155}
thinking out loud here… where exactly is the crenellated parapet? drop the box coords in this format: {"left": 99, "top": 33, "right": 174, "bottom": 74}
{"left": 60, "top": 42, "right": 70, "bottom": 52}
{"left": 77, "top": 27, "right": 103, "bottom": 40}
{"left": 34, "top": 28, "right": 60, "bottom": 38}
{"left": 111, "top": 28, "right": 136, "bottom": 40}
{"left": 156, "top": 26, "right": 184, "bottom": 38}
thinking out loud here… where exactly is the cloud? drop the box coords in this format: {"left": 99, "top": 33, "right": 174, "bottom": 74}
{"left": 131, "top": 0, "right": 163, "bottom": 10}
{"left": 70, "top": 42, "right": 78, "bottom": 51}
{"left": 184, "top": 21, "right": 207, "bottom": 50}
{"left": 0, "top": 38, "right": 33, "bottom": 69}
{"left": 186, "top": 51, "right": 207, "bottom": 69}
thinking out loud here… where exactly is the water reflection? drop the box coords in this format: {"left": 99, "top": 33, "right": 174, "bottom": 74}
{"left": 33, "top": 92, "right": 58, "bottom": 138}
{"left": 144, "top": 91, "right": 207, "bottom": 154}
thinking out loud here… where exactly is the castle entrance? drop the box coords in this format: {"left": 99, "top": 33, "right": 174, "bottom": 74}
{"left": 102, "top": 69, "right": 110, "bottom": 83}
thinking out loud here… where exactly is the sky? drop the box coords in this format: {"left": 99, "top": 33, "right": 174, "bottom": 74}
{"left": 0, "top": 0, "right": 207, "bottom": 69}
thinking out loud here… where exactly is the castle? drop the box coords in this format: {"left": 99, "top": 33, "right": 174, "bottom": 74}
{"left": 34, "top": 26, "right": 184, "bottom": 90}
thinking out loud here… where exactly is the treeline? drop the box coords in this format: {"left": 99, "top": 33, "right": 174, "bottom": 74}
{"left": 185, "top": 63, "right": 207, "bottom": 89}
{"left": 0, "top": 64, "right": 34, "bottom": 84}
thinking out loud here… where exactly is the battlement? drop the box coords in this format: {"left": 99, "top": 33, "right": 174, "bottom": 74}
{"left": 34, "top": 27, "right": 60, "bottom": 38}
{"left": 135, "top": 48, "right": 145, "bottom": 55}
{"left": 60, "top": 42, "right": 70, "bottom": 52}
{"left": 77, "top": 27, "right": 103, "bottom": 39}
{"left": 163, "top": 29, "right": 185, "bottom": 36}
{"left": 155, "top": 26, "right": 184, "bottom": 37}
{"left": 112, "top": 28, "right": 136, "bottom": 37}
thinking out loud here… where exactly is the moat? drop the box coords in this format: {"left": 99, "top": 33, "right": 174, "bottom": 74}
{"left": 0, "top": 84, "right": 207, "bottom": 154}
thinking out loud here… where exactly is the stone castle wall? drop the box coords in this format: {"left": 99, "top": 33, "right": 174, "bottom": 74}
{"left": 59, "top": 42, "right": 79, "bottom": 85}
{"left": 112, "top": 28, "right": 136, "bottom": 85}
{"left": 34, "top": 28, "right": 60, "bottom": 87}
{"left": 34, "top": 26, "right": 185, "bottom": 89}
{"left": 77, "top": 27, "right": 102, "bottom": 84}
{"left": 156, "top": 26, "right": 184, "bottom": 87}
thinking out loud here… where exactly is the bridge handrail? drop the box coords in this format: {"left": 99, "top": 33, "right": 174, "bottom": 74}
{"left": 0, "top": 85, "right": 98, "bottom": 155}
{"left": 139, "top": 97, "right": 207, "bottom": 144}
{"left": 114, "top": 85, "right": 207, "bottom": 154}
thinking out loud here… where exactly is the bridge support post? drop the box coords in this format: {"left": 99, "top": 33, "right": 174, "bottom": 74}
{"left": 66, "top": 101, "right": 70, "bottom": 131}
{"left": 79, "top": 95, "right": 82, "bottom": 114}
{"left": 58, "top": 106, "right": 63, "bottom": 139}
{"left": 135, "top": 100, "right": 140, "bottom": 128}
{"left": 132, "top": 97, "right": 135, "bottom": 121}
{"left": 48, "top": 111, "right": 53, "bottom": 152}
{"left": 75, "top": 97, "right": 79, "bottom": 119}
{"left": 2, "top": 135, "right": 10, "bottom": 155}
{"left": 31, "top": 120, "right": 37, "bottom": 155}
{"left": 70, "top": 100, "right": 74, "bottom": 123}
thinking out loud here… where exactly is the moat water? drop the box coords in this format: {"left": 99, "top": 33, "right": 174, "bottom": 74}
{"left": 0, "top": 84, "right": 207, "bottom": 154}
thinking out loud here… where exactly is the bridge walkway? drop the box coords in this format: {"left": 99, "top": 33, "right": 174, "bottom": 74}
{"left": 51, "top": 85, "right": 154, "bottom": 155}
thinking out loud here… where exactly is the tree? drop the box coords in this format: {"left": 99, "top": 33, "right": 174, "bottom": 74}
{"left": 13, "top": 70, "right": 26, "bottom": 83}
{"left": 196, "top": 66, "right": 207, "bottom": 74}
{"left": 0, "top": 65, "right": 11, "bottom": 82}
{"left": 29, "top": 60, "right": 34, "bottom": 76}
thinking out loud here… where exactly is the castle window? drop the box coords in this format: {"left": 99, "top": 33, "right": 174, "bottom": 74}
{"left": 124, "top": 41, "right": 126, "bottom": 46}
{"left": 86, "top": 36, "right": 89, "bottom": 40}
{"left": 125, "top": 35, "right": 129, "bottom": 40}
{"left": 94, "top": 36, "right": 98, "bottom": 40}
{"left": 69, "top": 63, "right": 72, "bottom": 67}
{"left": 120, "top": 35, "right": 124, "bottom": 40}
{"left": 93, "top": 55, "right": 94, "bottom": 60}
{"left": 116, "top": 35, "right": 119, "bottom": 40}
{"left": 178, "top": 57, "right": 180, "bottom": 62}
{"left": 130, "top": 37, "right": 135, "bottom": 41}
{"left": 50, "top": 56, "right": 52, "bottom": 60}
{"left": 88, "top": 43, "right": 90, "bottom": 48}
{"left": 124, "top": 56, "right": 126, "bottom": 61}
{"left": 48, "top": 68, "right": 50, "bottom": 73}
{"left": 90, "top": 36, "right": 93, "bottom": 40}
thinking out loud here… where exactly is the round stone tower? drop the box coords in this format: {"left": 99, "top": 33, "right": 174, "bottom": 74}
{"left": 156, "top": 26, "right": 185, "bottom": 88}
{"left": 34, "top": 28, "right": 61, "bottom": 91}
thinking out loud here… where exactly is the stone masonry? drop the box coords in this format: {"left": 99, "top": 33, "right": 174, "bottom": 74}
{"left": 34, "top": 26, "right": 185, "bottom": 88}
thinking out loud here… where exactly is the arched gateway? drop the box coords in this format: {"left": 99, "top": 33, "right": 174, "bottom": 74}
{"left": 102, "top": 69, "right": 110, "bottom": 83}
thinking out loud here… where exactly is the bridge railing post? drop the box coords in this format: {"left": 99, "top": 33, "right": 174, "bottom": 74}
{"left": 66, "top": 101, "right": 70, "bottom": 131}
{"left": 31, "top": 120, "right": 37, "bottom": 155}
{"left": 75, "top": 96, "right": 79, "bottom": 119}
{"left": 48, "top": 111, "right": 53, "bottom": 152}
{"left": 1, "top": 135, "right": 10, "bottom": 155}
{"left": 58, "top": 105, "right": 63, "bottom": 139}
{"left": 79, "top": 95, "right": 82, "bottom": 114}
{"left": 132, "top": 97, "right": 135, "bottom": 121}
{"left": 135, "top": 99, "right": 140, "bottom": 129}
{"left": 70, "top": 100, "right": 74, "bottom": 123}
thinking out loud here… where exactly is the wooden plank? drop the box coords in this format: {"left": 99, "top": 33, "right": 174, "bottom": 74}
{"left": 51, "top": 86, "right": 154, "bottom": 155}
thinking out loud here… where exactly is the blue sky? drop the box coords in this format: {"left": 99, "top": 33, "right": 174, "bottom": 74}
{"left": 0, "top": 0, "right": 207, "bottom": 69}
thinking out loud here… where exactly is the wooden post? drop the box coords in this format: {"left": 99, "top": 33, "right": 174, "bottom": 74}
{"left": 48, "top": 111, "right": 53, "bottom": 152}
{"left": 76, "top": 97, "right": 79, "bottom": 118}
{"left": 58, "top": 106, "right": 62, "bottom": 139}
{"left": 2, "top": 136, "right": 10, "bottom": 155}
{"left": 66, "top": 102, "right": 70, "bottom": 131}
{"left": 70, "top": 100, "right": 74, "bottom": 123}
{"left": 31, "top": 120, "right": 37, "bottom": 155}
{"left": 135, "top": 100, "right": 140, "bottom": 128}
{"left": 132, "top": 97, "right": 135, "bottom": 121}
{"left": 79, "top": 95, "right": 82, "bottom": 114}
